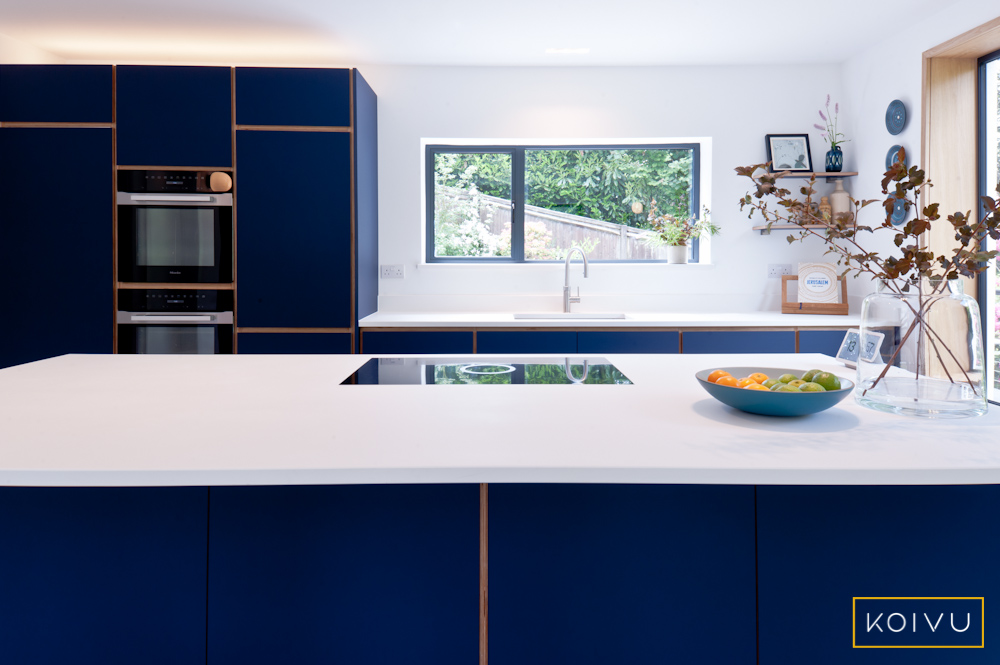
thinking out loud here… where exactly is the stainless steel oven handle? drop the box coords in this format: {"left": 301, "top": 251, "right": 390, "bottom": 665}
{"left": 130, "top": 314, "right": 216, "bottom": 323}
{"left": 131, "top": 194, "right": 213, "bottom": 202}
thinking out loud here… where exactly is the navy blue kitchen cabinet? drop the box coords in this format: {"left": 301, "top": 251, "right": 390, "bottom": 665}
{"left": 799, "top": 329, "right": 848, "bottom": 356}
{"left": 361, "top": 330, "right": 474, "bottom": 354}
{"left": 235, "top": 67, "right": 350, "bottom": 127}
{"left": 477, "top": 330, "right": 578, "bottom": 354}
{"left": 757, "top": 485, "right": 1000, "bottom": 664}
{"left": 0, "top": 128, "right": 112, "bottom": 369}
{"left": 682, "top": 330, "right": 795, "bottom": 354}
{"left": 577, "top": 330, "right": 680, "bottom": 353}
{"left": 489, "top": 484, "right": 756, "bottom": 665}
{"left": 237, "top": 332, "right": 352, "bottom": 354}
{"left": 116, "top": 65, "right": 232, "bottom": 167}
{"left": 0, "top": 65, "right": 112, "bottom": 122}
{"left": 354, "top": 69, "right": 379, "bottom": 346}
{"left": 208, "top": 484, "right": 479, "bottom": 665}
{"left": 0, "top": 487, "right": 207, "bottom": 665}
{"left": 236, "top": 130, "right": 352, "bottom": 328}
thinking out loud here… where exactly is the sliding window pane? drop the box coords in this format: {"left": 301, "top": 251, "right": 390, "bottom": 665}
{"left": 432, "top": 152, "right": 512, "bottom": 258}
{"left": 523, "top": 148, "right": 695, "bottom": 261}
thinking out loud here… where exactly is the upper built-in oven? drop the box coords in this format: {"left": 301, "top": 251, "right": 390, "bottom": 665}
{"left": 117, "top": 170, "right": 233, "bottom": 284}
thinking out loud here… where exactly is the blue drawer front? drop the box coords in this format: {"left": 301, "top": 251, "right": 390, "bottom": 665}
{"left": 799, "top": 329, "right": 848, "bottom": 356}
{"left": 0, "top": 65, "right": 112, "bottom": 122}
{"left": 682, "top": 330, "right": 795, "bottom": 354}
{"left": 477, "top": 331, "right": 578, "bottom": 354}
{"left": 577, "top": 330, "right": 679, "bottom": 353}
{"left": 116, "top": 65, "right": 232, "bottom": 166}
{"left": 237, "top": 332, "right": 352, "bottom": 354}
{"left": 758, "top": 485, "right": 1000, "bottom": 663}
{"left": 235, "top": 67, "right": 351, "bottom": 127}
{"left": 490, "top": 484, "right": 756, "bottom": 665}
{"left": 0, "top": 487, "right": 207, "bottom": 665}
{"left": 362, "top": 331, "right": 474, "bottom": 354}
{"left": 209, "top": 485, "right": 479, "bottom": 665}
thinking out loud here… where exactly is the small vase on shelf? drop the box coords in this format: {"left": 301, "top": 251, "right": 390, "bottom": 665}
{"left": 825, "top": 145, "right": 843, "bottom": 172}
{"left": 829, "top": 180, "right": 851, "bottom": 219}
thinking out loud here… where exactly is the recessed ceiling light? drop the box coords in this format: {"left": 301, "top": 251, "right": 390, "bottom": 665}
{"left": 545, "top": 48, "right": 590, "bottom": 55}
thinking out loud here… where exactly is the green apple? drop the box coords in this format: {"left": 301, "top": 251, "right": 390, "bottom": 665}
{"left": 777, "top": 373, "right": 799, "bottom": 384}
{"left": 799, "top": 382, "right": 827, "bottom": 392}
{"left": 812, "top": 372, "right": 842, "bottom": 391}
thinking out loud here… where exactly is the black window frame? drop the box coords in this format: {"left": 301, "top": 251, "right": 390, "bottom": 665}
{"left": 425, "top": 142, "right": 702, "bottom": 263}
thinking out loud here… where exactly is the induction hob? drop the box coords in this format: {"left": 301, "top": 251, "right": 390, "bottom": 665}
{"left": 341, "top": 356, "right": 632, "bottom": 385}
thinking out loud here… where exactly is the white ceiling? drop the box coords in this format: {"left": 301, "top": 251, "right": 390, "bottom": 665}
{"left": 2, "top": 0, "right": 946, "bottom": 67}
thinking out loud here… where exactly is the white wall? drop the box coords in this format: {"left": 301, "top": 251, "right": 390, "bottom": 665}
{"left": 0, "top": 32, "right": 63, "bottom": 64}
{"left": 360, "top": 64, "right": 854, "bottom": 312}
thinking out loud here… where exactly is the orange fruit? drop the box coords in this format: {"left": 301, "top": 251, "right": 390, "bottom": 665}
{"left": 715, "top": 375, "right": 739, "bottom": 387}
{"left": 707, "top": 370, "right": 732, "bottom": 384}
{"left": 736, "top": 377, "right": 759, "bottom": 388}
{"left": 748, "top": 372, "right": 769, "bottom": 384}
{"left": 744, "top": 383, "right": 770, "bottom": 391}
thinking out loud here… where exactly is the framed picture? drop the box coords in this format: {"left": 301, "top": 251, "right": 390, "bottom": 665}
{"left": 765, "top": 134, "right": 813, "bottom": 172}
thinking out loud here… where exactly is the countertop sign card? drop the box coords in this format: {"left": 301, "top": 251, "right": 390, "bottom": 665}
{"left": 797, "top": 262, "right": 840, "bottom": 304}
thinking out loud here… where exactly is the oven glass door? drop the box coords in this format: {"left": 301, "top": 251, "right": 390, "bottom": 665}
{"left": 117, "top": 320, "right": 234, "bottom": 354}
{"left": 118, "top": 200, "right": 232, "bottom": 283}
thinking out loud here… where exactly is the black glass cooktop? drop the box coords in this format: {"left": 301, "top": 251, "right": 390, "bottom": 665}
{"left": 342, "top": 357, "right": 632, "bottom": 385}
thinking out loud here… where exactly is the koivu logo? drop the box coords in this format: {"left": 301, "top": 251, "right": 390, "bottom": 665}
{"left": 853, "top": 597, "right": 984, "bottom": 648}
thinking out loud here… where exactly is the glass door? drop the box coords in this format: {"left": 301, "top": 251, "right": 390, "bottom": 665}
{"left": 980, "top": 51, "right": 1000, "bottom": 401}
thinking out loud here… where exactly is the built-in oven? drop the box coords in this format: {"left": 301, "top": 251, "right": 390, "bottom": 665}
{"left": 117, "top": 170, "right": 233, "bottom": 284}
{"left": 117, "top": 290, "right": 234, "bottom": 354}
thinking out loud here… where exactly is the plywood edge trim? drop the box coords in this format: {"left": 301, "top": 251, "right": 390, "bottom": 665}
{"left": 235, "top": 125, "right": 351, "bottom": 133}
{"left": 923, "top": 15, "right": 1000, "bottom": 59}
{"left": 236, "top": 328, "right": 353, "bottom": 334}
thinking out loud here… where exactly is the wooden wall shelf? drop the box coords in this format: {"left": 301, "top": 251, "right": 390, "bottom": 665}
{"left": 753, "top": 223, "right": 828, "bottom": 235}
{"left": 781, "top": 275, "right": 849, "bottom": 315}
{"left": 772, "top": 171, "right": 857, "bottom": 179}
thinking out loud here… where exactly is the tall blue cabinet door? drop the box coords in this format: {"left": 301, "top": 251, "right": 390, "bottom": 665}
{"left": 236, "top": 130, "right": 352, "bottom": 328}
{"left": 354, "top": 69, "right": 379, "bottom": 335}
{"left": 116, "top": 65, "right": 232, "bottom": 166}
{"left": 490, "top": 484, "right": 756, "bottom": 665}
{"left": 208, "top": 485, "right": 479, "bottom": 665}
{"left": 235, "top": 67, "right": 350, "bottom": 127}
{"left": 682, "top": 330, "right": 795, "bottom": 353}
{"left": 0, "top": 128, "right": 112, "bottom": 369}
{"left": 758, "top": 485, "right": 1000, "bottom": 663}
{"left": 0, "top": 65, "right": 112, "bottom": 122}
{"left": 0, "top": 487, "right": 208, "bottom": 665}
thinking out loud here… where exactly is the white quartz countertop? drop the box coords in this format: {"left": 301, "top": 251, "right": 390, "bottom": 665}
{"left": 1, "top": 353, "right": 997, "bottom": 487}
{"left": 359, "top": 311, "right": 863, "bottom": 328}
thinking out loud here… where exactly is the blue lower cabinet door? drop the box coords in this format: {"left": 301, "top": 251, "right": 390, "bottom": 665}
{"left": 477, "top": 331, "right": 577, "bottom": 354}
{"left": 682, "top": 330, "right": 795, "bottom": 354}
{"left": 237, "top": 332, "right": 352, "bottom": 354}
{"left": 0, "top": 487, "right": 207, "bottom": 665}
{"left": 758, "top": 486, "right": 1000, "bottom": 663}
{"left": 490, "top": 484, "right": 756, "bottom": 665}
{"left": 361, "top": 330, "right": 474, "bottom": 354}
{"left": 209, "top": 485, "right": 480, "bottom": 665}
{"left": 577, "top": 330, "right": 679, "bottom": 353}
{"left": 799, "top": 329, "right": 848, "bottom": 356}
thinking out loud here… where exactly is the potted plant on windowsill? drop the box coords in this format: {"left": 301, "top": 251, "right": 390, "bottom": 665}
{"left": 647, "top": 202, "right": 719, "bottom": 264}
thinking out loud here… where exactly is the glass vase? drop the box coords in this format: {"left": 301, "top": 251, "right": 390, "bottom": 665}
{"left": 856, "top": 278, "right": 987, "bottom": 417}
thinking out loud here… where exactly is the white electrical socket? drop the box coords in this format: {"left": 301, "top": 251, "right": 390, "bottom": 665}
{"left": 767, "top": 263, "right": 793, "bottom": 279}
{"left": 380, "top": 264, "right": 404, "bottom": 279}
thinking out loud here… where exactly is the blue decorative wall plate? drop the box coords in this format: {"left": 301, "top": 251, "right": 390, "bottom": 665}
{"left": 885, "top": 144, "right": 905, "bottom": 171}
{"left": 890, "top": 198, "right": 907, "bottom": 225}
{"left": 886, "top": 100, "right": 906, "bottom": 135}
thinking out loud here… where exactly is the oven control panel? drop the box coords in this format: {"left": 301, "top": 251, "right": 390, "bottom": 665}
{"left": 118, "top": 290, "right": 234, "bottom": 312}
{"left": 117, "top": 170, "right": 233, "bottom": 193}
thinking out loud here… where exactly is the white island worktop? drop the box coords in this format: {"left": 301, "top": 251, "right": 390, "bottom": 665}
{"left": 1, "top": 353, "right": 998, "bottom": 487}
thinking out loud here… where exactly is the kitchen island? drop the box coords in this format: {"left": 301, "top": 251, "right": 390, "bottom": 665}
{"left": 0, "top": 353, "right": 996, "bottom": 665}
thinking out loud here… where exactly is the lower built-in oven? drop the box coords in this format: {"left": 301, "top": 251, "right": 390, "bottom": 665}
{"left": 117, "top": 290, "right": 234, "bottom": 354}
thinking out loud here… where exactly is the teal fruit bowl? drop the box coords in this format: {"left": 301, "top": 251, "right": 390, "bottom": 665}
{"left": 695, "top": 367, "right": 854, "bottom": 417}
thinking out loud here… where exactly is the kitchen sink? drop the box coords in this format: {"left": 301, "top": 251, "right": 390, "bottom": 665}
{"left": 342, "top": 356, "right": 632, "bottom": 385}
{"left": 513, "top": 312, "right": 627, "bottom": 319}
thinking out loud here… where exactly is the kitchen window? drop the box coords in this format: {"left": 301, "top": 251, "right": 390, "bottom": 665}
{"left": 425, "top": 143, "right": 702, "bottom": 263}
